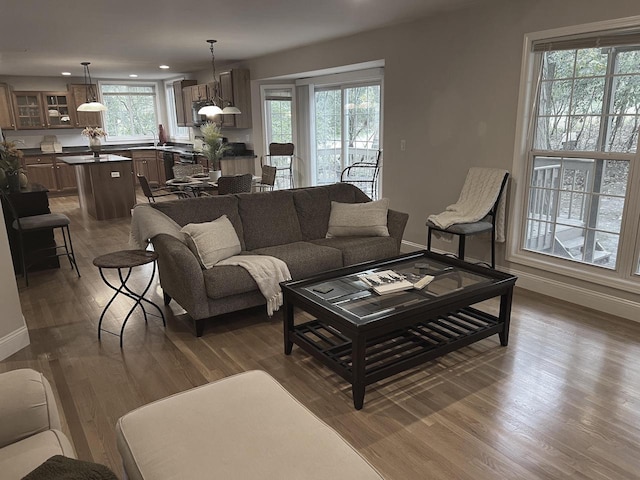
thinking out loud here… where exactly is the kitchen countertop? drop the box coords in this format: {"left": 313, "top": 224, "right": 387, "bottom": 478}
{"left": 21, "top": 143, "right": 255, "bottom": 158}
{"left": 58, "top": 154, "right": 132, "bottom": 164}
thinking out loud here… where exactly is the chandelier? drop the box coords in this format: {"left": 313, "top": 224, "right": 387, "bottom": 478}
{"left": 77, "top": 62, "right": 107, "bottom": 112}
{"left": 198, "top": 40, "right": 241, "bottom": 117}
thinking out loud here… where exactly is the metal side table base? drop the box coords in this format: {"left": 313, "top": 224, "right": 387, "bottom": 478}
{"left": 93, "top": 250, "right": 166, "bottom": 348}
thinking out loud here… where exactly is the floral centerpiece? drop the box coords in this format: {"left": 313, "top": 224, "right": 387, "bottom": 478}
{"left": 0, "top": 140, "right": 26, "bottom": 191}
{"left": 200, "top": 122, "right": 229, "bottom": 172}
{"left": 81, "top": 127, "right": 107, "bottom": 157}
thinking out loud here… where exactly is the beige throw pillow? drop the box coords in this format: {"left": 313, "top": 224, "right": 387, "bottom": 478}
{"left": 326, "top": 198, "right": 390, "bottom": 237}
{"left": 180, "top": 215, "right": 241, "bottom": 269}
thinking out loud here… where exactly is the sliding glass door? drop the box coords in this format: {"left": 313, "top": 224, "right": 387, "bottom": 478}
{"left": 314, "top": 83, "right": 381, "bottom": 192}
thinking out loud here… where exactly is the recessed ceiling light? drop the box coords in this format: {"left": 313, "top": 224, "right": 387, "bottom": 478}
{"left": 61, "top": 72, "right": 71, "bottom": 76}
{"left": 129, "top": 74, "right": 138, "bottom": 78}
{"left": 159, "top": 65, "right": 170, "bottom": 69}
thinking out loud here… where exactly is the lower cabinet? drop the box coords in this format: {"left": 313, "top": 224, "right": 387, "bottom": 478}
{"left": 132, "top": 150, "right": 164, "bottom": 186}
{"left": 22, "top": 155, "right": 78, "bottom": 193}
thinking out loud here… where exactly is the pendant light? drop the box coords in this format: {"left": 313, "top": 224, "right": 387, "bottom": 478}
{"left": 77, "top": 62, "right": 107, "bottom": 112}
{"left": 198, "top": 40, "right": 240, "bottom": 117}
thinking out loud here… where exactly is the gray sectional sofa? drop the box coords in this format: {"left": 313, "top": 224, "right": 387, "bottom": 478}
{"left": 148, "top": 183, "right": 409, "bottom": 336}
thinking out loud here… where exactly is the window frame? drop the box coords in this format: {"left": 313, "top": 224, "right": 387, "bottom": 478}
{"left": 99, "top": 80, "right": 159, "bottom": 143}
{"left": 261, "top": 84, "right": 297, "bottom": 152}
{"left": 508, "top": 16, "right": 640, "bottom": 294}
{"left": 164, "top": 79, "right": 190, "bottom": 142}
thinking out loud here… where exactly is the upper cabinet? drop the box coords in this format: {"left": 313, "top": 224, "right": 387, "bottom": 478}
{"left": 0, "top": 84, "right": 16, "bottom": 129}
{"left": 42, "top": 92, "right": 74, "bottom": 128}
{"left": 69, "top": 84, "right": 103, "bottom": 128}
{"left": 173, "top": 80, "right": 197, "bottom": 127}
{"left": 219, "top": 69, "right": 251, "bottom": 129}
{"left": 12, "top": 92, "right": 46, "bottom": 129}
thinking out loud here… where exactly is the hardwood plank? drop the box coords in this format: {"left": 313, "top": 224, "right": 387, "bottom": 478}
{"left": 2, "top": 191, "right": 640, "bottom": 479}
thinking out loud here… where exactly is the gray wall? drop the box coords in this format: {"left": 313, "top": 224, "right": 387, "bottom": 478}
{"left": 245, "top": 0, "right": 640, "bottom": 308}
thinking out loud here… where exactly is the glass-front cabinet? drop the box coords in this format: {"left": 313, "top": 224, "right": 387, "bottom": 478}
{"left": 43, "top": 92, "right": 74, "bottom": 128}
{"left": 13, "top": 92, "right": 45, "bottom": 129}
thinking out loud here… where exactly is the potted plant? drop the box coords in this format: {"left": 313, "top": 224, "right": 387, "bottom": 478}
{"left": 199, "top": 122, "right": 229, "bottom": 179}
{"left": 0, "top": 140, "right": 26, "bottom": 192}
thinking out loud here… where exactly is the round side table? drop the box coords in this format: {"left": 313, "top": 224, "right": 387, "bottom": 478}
{"left": 93, "top": 250, "right": 166, "bottom": 348}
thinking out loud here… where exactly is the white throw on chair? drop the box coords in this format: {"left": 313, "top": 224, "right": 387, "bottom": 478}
{"left": 426, "top": 167, "right": 509, "bottom": 268}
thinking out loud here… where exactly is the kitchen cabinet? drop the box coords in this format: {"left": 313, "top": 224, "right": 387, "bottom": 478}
{"left": 69, "top": 84, "right": 103, "bottom": 128}
{"left": 182, "top": 84, "right": 209, "bottom": 127}
{"left": 0, "top": 83, "right": 16, "bottom": 130}
{"left": 22, "top": 154, "right": 77, "bottom": 193}
{"left": 173, "top": 80, "right": 196, "bottom": 127}
{"left": 12, "top": 92, "right": 46, "bottom": 129}
{"left": 219, "top": 69, "right": 251, "bottom": 129}
{"left": 11, "top": 90, "right": 76, "bottom": 130}
{"left": 132, "top": 150, "right": 163, "bottom": 186}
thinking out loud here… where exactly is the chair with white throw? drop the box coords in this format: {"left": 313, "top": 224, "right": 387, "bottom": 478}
{"left": 426, "top": 168, "right": 509, "bottom": 268}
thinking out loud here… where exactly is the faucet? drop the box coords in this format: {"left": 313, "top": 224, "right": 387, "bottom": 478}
{"left": 145, "top": 131, "right": 158, "bottom": 147}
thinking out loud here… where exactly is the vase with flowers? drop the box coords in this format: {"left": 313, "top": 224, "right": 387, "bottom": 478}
{"left": 0, "top": 140, "right": 26, "bottom": 192}
{"left": 200, "top": 122, "right": 229, "bottom": 178}
{"left": 81, "top": 127, "right": 107, "bottom": 157}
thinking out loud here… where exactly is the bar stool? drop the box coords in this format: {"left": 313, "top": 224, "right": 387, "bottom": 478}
{"left": 93, "top": 250, "right": 165, "bottom": 348}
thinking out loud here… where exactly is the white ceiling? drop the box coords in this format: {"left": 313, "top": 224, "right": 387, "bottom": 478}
{"left": 0, "top": 0, "right": 482, "bottom": 80}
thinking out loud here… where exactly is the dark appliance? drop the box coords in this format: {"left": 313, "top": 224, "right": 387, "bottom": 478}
{"left": 178, "top": 152, "right": 198, "bottom": 164}
{"left": 192, "top": 101, "right": 209, "bottom": 126}
{"left": 163, "top": 151, "right": 175, "bottom": 180}
{"left": 224, "top": 142, "right": 247, "bottom": 157}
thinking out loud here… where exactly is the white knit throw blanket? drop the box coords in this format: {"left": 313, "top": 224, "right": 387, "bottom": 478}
{"left": 217, "top": 255, "right": 292, "bottom": 316}
{"left": 428, "top": 167, "right": 509, "bottom": 242}
{"left": 129, "top": 204, "right": 185, "bottom": 249}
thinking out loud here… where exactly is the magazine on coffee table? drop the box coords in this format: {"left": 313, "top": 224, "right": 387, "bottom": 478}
{"left": 359, "top": 270, "right": 434, "bottom": 295}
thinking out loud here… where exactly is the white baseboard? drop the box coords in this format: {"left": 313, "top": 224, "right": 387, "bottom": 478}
{"left": 0, "top": 324, "right": 30, "bottom": 362}
{"left": 400, "top": 240, "right": 640, "bottom": 323}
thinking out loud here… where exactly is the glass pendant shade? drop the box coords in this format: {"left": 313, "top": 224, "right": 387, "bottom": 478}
{"left": 198, "top": 103, "right": 223, "bottom": 116}
{"left": 222, "top": 105, "right": 241, "bottom": 114}
{"left": 77, "top": 101, "right": 108, "bottom": 112}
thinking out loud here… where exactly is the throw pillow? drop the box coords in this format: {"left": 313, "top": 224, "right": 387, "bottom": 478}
{"left": 326, "top": 198, "right": 390, "bottom": 237}
{"left": 180, "top": 215, "right": 241, "bottom": 269}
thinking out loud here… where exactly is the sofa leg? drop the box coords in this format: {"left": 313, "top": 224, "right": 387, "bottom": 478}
{"left": 195, "top": 319, "right": 205, "bottom": 337}
{"left": 163, "top": 292, "right": 172, "bottom": 305}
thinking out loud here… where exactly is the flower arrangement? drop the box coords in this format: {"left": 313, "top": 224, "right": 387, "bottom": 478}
{"left": 0, "top": 140, "right": 24, "bottom": 174}
{"left": 81, "top": 127, "right": 107, "bottom": 138}
{"left": 200, "top": 122, "right": 229, "bottom": 171}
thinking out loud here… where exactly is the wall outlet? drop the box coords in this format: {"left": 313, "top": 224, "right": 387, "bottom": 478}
{"left": 111, "top": 172, "right": 120, "bottom": 178}
{"left": 400, "top": 139, "right": 406, "bottom": 151}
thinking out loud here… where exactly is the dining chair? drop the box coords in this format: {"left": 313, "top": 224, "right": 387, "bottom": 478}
{"left": 255, "top": 165, "right": 277, "bottom": 191}
{"left": 1, "top": 188, "right": 81, "bottom": 286}
{"left": 137, "top": 174, "right": 187, "bottom": 202}
{"left": 172, "top": 163, "right": 205, "bottom": 179}
{"left": 340, "top": 149, "right": 382, "bottom": 200}
{"left": 261, "top": 143, "right": 295, "bottom": 188}
{"left": 426, "top": 169, "right": 509, "bottom": 268}
{"left": 217, "top": 174, "right": 253, "bottom": 195}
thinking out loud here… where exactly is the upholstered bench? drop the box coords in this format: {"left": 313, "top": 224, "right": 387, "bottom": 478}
{"left": 116, "top": 370, "right": 384, "bottom": 479}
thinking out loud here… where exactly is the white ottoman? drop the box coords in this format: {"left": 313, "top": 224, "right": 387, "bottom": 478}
{"left": 116, "top": 370, "right": 384, "bottom": 479}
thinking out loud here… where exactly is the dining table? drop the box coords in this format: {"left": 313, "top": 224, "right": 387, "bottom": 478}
{"left": 165, "top": 175, "right": 262, "bottom": 196}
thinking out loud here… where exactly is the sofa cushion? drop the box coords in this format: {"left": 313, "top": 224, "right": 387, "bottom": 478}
{"left": 291, "top": 187, "right": 332, "bottom": 240}
{"left": 238, "top": 190, "right": 303, "bottom": 250}
{"left": 180, "top": 215, "right": 241, "bottom": 269}
{"left": 250, "top": 242, "right": 343, "bottom": 280}
{"left": 311, "top": 236, "right": 399, "bottom": 266}
{"left": 324, "top": 182, "right": 370, "bottom": 203}
{"left": 203, "top": 264, "right": 258, "bottom": 299}
{"left": 327, "top": 198, "right": 390, "bottom": 238}
{"left": 152, "top": 196, "right": 246, "bottom": 250}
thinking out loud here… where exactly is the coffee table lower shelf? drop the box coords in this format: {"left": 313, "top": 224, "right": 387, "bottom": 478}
{"left": 288, "top": 306, "right": 505, "bottom": 409}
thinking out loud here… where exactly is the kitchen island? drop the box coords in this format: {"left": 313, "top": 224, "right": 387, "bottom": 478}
{"left": 59, "top": 154, "right": 135, "bottom": 220}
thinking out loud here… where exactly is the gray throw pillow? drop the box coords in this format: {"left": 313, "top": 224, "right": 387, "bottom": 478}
{"left": 326, "top": 198, "right": 390, "bottom": 237}
{"left": 180, "top": 215, "right": 241, "bottom": 269}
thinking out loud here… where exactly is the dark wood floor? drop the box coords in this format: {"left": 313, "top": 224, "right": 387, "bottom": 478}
{"left": 3, "top": 191, "right": 640, "bottom": 479}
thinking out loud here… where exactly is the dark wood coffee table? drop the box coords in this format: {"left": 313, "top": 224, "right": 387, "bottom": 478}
{"left": 281, "top": 251, "right": 517, "bottom": 409}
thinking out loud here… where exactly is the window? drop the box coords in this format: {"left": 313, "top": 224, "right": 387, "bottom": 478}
{"left": 165, "top": 81, "right": 190, "bottom": 141}
{"left": 101, "top": 83, "right": 158, "bottom": 141}
{"left": 262, "top": 86, "right": 295, "bottom": 188}
{"left": 512, "top": 22, "right": 640, "bottom": 289}
{"left": 314, "top": 83, "right": 381, "bottom": 197}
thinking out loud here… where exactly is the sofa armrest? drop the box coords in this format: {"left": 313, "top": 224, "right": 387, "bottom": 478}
{"left": 387, "top": 209, "right": 409, "bottom": 253}
{"left": 152, "top": 233, "right": 210, "bottom": 320}
{"left": 0, "top": 369, "right": 62, "bottom": 449}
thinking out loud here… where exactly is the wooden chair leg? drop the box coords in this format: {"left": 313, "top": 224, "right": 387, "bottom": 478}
{"left": 427, "top": 227, "right": 433, "bottom": 252}
{"left": 457, "top": 235, "right": 466, "bottom": 261}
